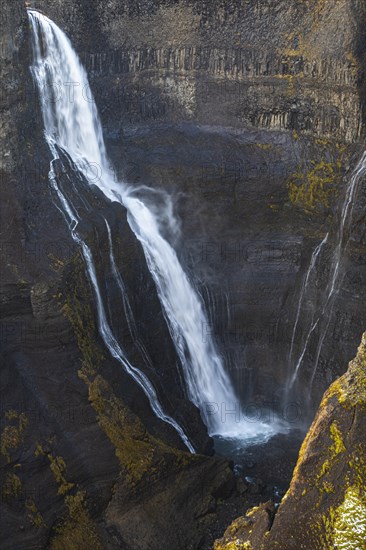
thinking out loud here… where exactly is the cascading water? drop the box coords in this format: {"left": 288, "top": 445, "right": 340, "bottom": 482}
{"left": 286, "top": 233, "right": 329, "bottom": 392}
{"left": 286, "top": 151, "right": 366, "bottom": 400}
{"left": 28, "top": 10, "right": 279, "bottom": 444}
{"left": 29, "top": 9, "right": 194, "bottom": 453}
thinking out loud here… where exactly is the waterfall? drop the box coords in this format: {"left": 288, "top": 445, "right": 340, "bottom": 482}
{"left": 287, "top": 151, "right": 366, "bottom": 398}
{"left": 28, "top": 10, "right": 278, "bottom": 443}
{"left": 29, "top": 10, "right": 194, "bottom": 453}
{"left": 327, "top": 151, "right": 366, "bottom": 296}
{"left": 286, "top": 233, "right": 329, "bottom": 392}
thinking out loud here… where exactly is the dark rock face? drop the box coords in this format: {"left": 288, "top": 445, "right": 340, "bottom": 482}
{"left": 105, "top": 456, "right": 235, "bottom": 550}
{"left": 214, "top": 500, "right": 275, "bottom": 550}
{"left": 27, "top": 0, "right": 366, "bottom": 419}
{"left": 33, "top": 0, "right": 365, "bottom": 141}
{"left": 1, "top": 1, "right": 366, "bottom": 549}
{"left": 1, "top": 1, "right": 232, "bottom": 549}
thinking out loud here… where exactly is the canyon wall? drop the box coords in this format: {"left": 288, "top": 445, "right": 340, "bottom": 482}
{"left": 30, "top": 0, "right": 366, "bottom": 416}
{"left": 33, "top": 0, "right": 365, "bottom": 141}
{"left": 1, "top": 2, "right": 234, "bottom": 548}
{"left": 1, "top": 1, "right": 365, "bottom": 547}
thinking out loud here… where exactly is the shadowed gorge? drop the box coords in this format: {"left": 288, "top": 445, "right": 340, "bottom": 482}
{"left": 1, "top": 1, "right": 365, "bottom": 549}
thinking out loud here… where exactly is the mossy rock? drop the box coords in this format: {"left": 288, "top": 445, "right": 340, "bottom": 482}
{"left": 263, "top": 332, "right": 366, "bottom": 549}
{"left": 214, "top": 333, "right": 366, "bottom": 549}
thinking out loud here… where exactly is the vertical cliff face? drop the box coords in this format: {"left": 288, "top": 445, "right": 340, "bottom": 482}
{"left": 33, "top": 0, "right": 365, "bottom": 141}
{"left": 1, "top": 0, "right": 35, "bottom": 288}
{"left": 1, "top": 2, "right": 365, "bottom": 547}
{"left": 30, "top": 0, "right": 366, "bottom": 415}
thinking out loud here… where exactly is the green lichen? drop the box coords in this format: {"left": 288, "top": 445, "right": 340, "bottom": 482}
{"left": 1, "top": 411, "right": 28, "bottom": 462}
{"left": 78, "top": 368, "right": 192, "bottom": 484}
{"left": 50, "top": 491, "right": 103, "bottom": 550}
{"left": 26, "top": 498, "right": 45, "bottom": 528}
{"left": 1, "top": 473, "right": 22, "bottom": 499}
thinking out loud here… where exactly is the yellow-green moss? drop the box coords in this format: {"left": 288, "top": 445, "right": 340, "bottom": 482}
{"left": 325, "top": 334, "right": 366, "bottom": 410}
{"left": 287, "top": 139, "right": 349, "bottom": 214}
{"left": 317, "top": 422, "right": 346, "bottom": 486}
{"left": 322, "top": 481, "right": 334, "bottom": 494}
{"left": 339, "top": 334, "right": 366, "bottom": 408}
{"left": 329, "top": 422, "right": 346, "bottom": 455}
{"left": 333, "top": 486, "right": 366, "bottom": 549}
{"left": 320, "top": 484, "right": 366, "bottom": 549}
{"left": 79, "top": 368, "right": 193, "bottom": 484}
{"left": 60, "top": 255, "right": 104, "bottom": 374}
{"left": 255, "top": 143, "right": 273, "bottom": 150}
{"left": 1, "top": 473, "right": 22, "bottom": 499}
{"left": 288, "top": 160, "right": 339, "bottom": 213}
{"left": 267, "top": 334, "right": 366, "bottom": 548}
{"left": 50, "top": 491, "right": 103, "bottom": 550}
{"left": 214, "top": 542, "right": 252, "bottom": 550}
{"left": 35, "top": 444, "right": 74, "bottom": 495}
{"left": 48, "top": 455, "right": 75, "bottom": 495}
{"left": 34, "top": 440, "right": 103, "bottom": 546}
{"left": 82, "top": 371, "right": 154, "bottom": 482}
{"left": 26, "top": 498, "right": 45, "bottom": 528}
{"left": 1, "top": 411, "right": 28, "bottom": 462}
{"left": 60, "top": 254, "right": 195, "bottom": 486}
{"left": 214, "top": 515, "right": 253, "bottom": 550}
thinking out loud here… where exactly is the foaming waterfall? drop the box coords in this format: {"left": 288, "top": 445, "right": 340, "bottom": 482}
{"left": 124, "top": 194, "right": 237, "bottom": 432}
{"left": 29, "top": 10, "right": 194, "bottom": 453}
{"left": 28, "top": 10, "right": 279, "bottom": 443}
{"left": 287, "top": 151, "right": 366, "bottom": 400}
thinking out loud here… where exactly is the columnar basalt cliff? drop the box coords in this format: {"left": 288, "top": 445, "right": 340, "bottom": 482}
{"left": 30, "top": 0, "right": 366, "bottom": 413}
{"left": 33, "top": 0, "right": 366, "bottom": 141}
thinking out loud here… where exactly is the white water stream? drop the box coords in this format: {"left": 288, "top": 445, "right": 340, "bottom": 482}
{"left": 29, "top": 10, "right": 279, "bottom": 445}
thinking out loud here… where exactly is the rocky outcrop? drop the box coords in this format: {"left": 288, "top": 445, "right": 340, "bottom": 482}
{"left": 105, "top": 455, "right": 234, "bottom": 549}
{"left": 214, "top": 501, "right": 275, "bottom": 550}
{"left": 214, "top": 332, "right": 366, "bottom": 549}
{"left": 262, "top": 331, "right": 366, "bottom": 549}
